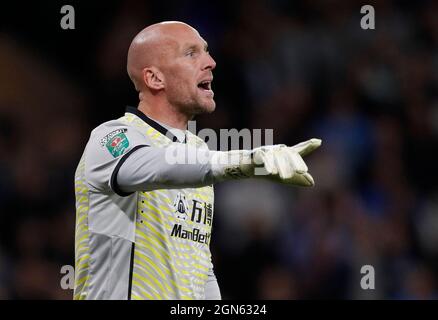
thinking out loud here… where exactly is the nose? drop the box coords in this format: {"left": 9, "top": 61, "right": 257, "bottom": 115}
{"left": 202, "top": 52, "right": 216, "bottom": 71}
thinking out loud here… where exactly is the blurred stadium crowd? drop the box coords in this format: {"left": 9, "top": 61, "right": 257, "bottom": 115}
{"left": 0, "top": 0, "right": 437, "bottom": 299}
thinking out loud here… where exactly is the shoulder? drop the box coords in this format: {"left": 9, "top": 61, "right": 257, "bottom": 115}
{"left": 90, "top": 117, "right": 139, "bottom": 141}
{"left": 85, "top": 117, "right": 149, "bottom": 158}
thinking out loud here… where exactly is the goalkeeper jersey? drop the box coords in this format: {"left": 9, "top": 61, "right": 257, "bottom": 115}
{"left": 74, "top": 107, "right": 215, "bottom": 300}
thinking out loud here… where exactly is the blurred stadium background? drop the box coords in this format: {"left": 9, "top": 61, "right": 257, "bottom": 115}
{"left": 0, "top": 0, "right": 437, "bottom": 299}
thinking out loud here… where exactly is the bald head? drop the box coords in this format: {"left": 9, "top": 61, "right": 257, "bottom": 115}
{"left": 127, "top": 21, "right": 201, "bottom": 92}
{"left": 126, "top": 21, "right": 217, "bottom": 119}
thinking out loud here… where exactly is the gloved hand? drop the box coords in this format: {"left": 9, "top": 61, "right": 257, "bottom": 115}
{"left": 211, "top": 138, "right": 322, "bottom": 187}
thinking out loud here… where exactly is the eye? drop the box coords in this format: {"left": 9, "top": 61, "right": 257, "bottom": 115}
{"left": 186, "top": 50, "right": 196, "bottom": 57}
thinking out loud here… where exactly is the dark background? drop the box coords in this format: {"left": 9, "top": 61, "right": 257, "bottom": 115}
{"left": 0, "top": 0, "right": 437, "bottom": 299}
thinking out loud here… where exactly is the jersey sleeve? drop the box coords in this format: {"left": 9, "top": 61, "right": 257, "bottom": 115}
{"left": 84, "top": 121, "right": 150, "bottom": 196}
{"left": 84, "top": 121, "right": 218, "bottom": 197}
{"left": 116, "top": 143, "right": 215, "bottom": 193}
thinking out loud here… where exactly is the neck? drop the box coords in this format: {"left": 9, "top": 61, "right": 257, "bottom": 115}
{"left": 137, "top": 99, "right": 191, "bottom": 130}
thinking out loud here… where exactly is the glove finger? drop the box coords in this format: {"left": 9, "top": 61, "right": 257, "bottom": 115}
{"left": 285, "top": 172, "right": 314, "bottom": 187}
{"left": 290, "top": 138, "right": 322, "bottom": 157}
{"left": 299, "top": 172, "right": 315, "bottom": 186}
{"left": 255, "top": 149, "right": 276, "bottom": 176}
{"left": 286, "top": 150, "right": 308, "bottom": 173}
{"left": 264, "top": 149, "right": 278, "bottom": 175}
{"left": 275, "top": 150, "right": 293, "bottom": 179}
{"left": 254, "top": 145, "right": 286, "bottom": 176}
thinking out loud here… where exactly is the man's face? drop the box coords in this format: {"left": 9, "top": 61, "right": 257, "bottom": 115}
{"left": 160, "top": 27, "right": 217, "bottom": 116}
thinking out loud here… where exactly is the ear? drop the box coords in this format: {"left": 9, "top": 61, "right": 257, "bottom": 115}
{"left": 142, "top": 67, "right": 165, "bottom": 91}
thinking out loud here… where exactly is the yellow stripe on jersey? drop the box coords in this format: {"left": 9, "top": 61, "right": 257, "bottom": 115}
{"left": 73, "top": 156, "right": 91, "bottom": 300}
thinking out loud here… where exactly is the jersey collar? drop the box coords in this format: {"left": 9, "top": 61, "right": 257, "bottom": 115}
{"left": 126, "top": 106, "right": 186, "bottom": 143}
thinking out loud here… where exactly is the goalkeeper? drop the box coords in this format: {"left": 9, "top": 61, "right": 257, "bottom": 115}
{"left": 73, "top": 21, "right": 321, "bottom": 300}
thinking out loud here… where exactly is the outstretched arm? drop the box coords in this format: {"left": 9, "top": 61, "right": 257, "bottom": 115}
{"left": 84, "top": 122, "right": 321, "bottom": 196}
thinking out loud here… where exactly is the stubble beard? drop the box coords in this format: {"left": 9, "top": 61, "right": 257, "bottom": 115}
{"left": 168, "top": 86, "right": 216, "bottom": 118}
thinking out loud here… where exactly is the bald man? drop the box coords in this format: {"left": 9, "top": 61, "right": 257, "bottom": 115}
{"left": 73, "top": 21, "right": 321, "bottom": 300}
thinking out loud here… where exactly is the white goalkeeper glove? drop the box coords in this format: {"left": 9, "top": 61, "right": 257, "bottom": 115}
{"left": 211, "top": 138, "right": 322, "bottom": 187}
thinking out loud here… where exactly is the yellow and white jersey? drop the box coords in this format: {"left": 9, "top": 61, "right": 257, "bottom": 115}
{"left": 74, "top": 107, "right": 216, "bottom": 300}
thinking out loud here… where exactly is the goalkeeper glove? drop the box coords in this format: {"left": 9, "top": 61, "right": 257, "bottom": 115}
{"left": 211, "top": 138, "right": 322, "bottom": 187}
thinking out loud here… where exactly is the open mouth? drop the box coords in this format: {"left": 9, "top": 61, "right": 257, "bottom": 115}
{"left": 197, "top": 80, "right": 213, "bottom": 93}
